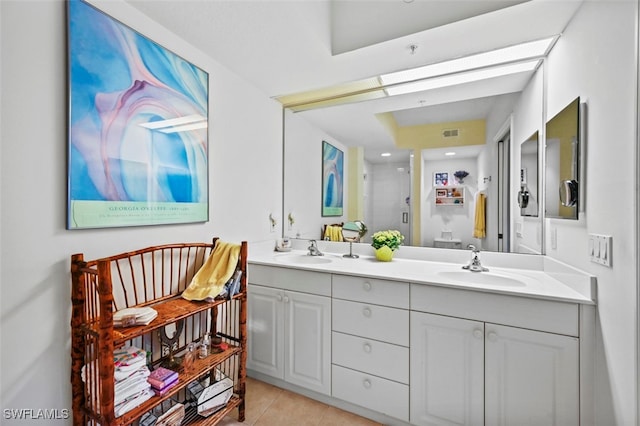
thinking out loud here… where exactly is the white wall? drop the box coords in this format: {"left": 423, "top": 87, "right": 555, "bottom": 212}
{"left": 422, "top": 156, "right": 478, "bottom": 248}
{"left": 0, "top": 0, "right": 282, "bottom": 421}
{"left": 283, "top": 110, "right": 348, "bottom": 240}
{"left": 544, "top": 2, "right": 638, "bottom": 423}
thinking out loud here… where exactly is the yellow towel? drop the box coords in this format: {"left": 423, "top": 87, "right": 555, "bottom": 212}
{"left": 181, "top": 241, "right": 240, "bottom": 301}
{"left": 473, "top": 193, "right": 486, "bottom": 239}
{"left": 326, "top": 225, "right": 343, "bottom": 242}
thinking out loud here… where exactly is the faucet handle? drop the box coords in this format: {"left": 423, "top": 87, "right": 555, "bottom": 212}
{"left": 467, "top": 244, "right": 478, "bottom": 252}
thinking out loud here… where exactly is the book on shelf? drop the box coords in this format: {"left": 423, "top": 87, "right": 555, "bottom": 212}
{"left": 153, "top": 379, "right": 179, "bottom": 396}
{"left": 148, "top": 366, "right": 179, "bottom": 390}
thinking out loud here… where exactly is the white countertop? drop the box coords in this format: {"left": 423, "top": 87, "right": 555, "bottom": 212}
{"left": 248, "top": 244, "right": 595, "bottom": 305}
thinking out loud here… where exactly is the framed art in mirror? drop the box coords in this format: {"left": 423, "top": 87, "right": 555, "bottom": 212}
{"left": 322, "top": 141, "right": 344, "bottom": 217}
{"left": 67, "top": 0, "right": 209, "bottom": 229}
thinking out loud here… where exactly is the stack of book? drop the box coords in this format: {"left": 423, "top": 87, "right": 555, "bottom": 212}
{"left": 113, "top": 307, "right": 158, "bottom": 327}
{"left": 148, "top": 367, "right": 179, "bottom": 396}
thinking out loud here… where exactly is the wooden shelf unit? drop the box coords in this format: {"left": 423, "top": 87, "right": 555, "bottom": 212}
{"left": 70, "top": 239, "right": 248, "bottom": 426}
{"left": 435, "top": 186, "right": 465, "bottom": 206}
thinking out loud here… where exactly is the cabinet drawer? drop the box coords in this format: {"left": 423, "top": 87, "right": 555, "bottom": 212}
{"left": 332, "top": 365, "right": 408, "bottom": 422}
{"left": 332, "top": 275, "right": 409, "bottom": 308}
{"left": 248, "top": 264, "right": 331, "bottom": 296}
{"left": 332, "top": 275, "right": 409, "bottom": 309}
{"left": 411, "top": 284, "right": 579, "bottom": 336}
{"left": 332, "top": 332, "right": 409, "bottom": 384}
{"left": 332, "top": 299, "right": 409, "bottom": 346}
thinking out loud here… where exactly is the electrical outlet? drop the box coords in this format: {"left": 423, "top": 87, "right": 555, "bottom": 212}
{"left": 589, "top": 234, "right": 612, "bottom": 267}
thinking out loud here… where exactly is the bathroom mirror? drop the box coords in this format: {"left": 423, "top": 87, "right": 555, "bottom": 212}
{"left": 519, "top": 131, "right": 539, "bottom": 217}
{"left": 283, "top": 86, "right": 544, "bottom": 253}
{"left": 342, "top": 221, "right": 368, "bottom": 258}
{"left": 342, "top": 221, "right": 367, "bottom": 242}
{"left": 544, "top": 97, "right": 580, "bottom": 220}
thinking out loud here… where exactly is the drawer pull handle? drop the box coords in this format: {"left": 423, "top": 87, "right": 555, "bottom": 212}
{"left": 284, "top": 295, "right": 290, "bottom": 303}
{"left": 487, "top": 332, "right": 498, "bottom": 342}
{"left": 363, "top": 282, "right": 372, "bottom": 291}
{"left": 276, "top": 294, "right": 283, "bottom": 302}
{"left": 363, "top": 343, "right": 372, "bottom": 353}
{"left": 473, "top": 329, "right": 483, "bottom": 339}
{"left": 363, "top": 379, "right": 372, "bottom": 389}
{"left": 362, "top": 307, "right": 372, "bottom": 318}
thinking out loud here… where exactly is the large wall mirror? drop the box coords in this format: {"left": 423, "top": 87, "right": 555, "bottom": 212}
{"left": 283, "top": 76, "right": 545, "bottom": 254}
{"left": 519, "top": 131, "right": 539, "bottom": 217}
{"left": 545, "top": 97, "right": 581, "bottom": 220}
{"left": 278, "top": 2, "right": 588, "bottom": 256}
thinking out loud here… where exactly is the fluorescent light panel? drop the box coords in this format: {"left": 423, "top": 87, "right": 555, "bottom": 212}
{"left": 157, "top": 122, "right": 208, "bottom": 134}
{"left": 380, "top": 37, "right": 556, "bottom": 86}
{"left": 140, "top": 114, "right": 207, "bottom": 131}
{"left": 384, "top": 59, "right": 540, "bottom": 96}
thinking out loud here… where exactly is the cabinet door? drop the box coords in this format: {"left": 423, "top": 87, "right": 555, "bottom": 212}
{"left": 284, "top": 291, "right": 331, "bottom": 395}
{"left": 410, "top": 312, "right": 484, "bottom": 426}
{"left": 485, "top": 324, "right": 579, "bottom": 426}
{"left": 247, "top": 285, "right": 284, "bottom": 379}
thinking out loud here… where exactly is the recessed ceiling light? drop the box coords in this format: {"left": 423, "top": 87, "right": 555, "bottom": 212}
{"left": 381, "top": 152, "right": 391, "bottom": 157}
{"left": 445, "top": 152, "right": 456, "bottom": 156}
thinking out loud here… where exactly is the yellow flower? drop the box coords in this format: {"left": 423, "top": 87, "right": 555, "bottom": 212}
{"left": 371, "top": 229, "right": 405, "bottom": 251}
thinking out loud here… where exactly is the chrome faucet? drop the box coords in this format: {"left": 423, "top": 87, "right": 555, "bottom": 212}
{"left": 307, "top": 240, "right": 324, "bottom": 256}
{"left": 462, "top": 244, "right": 488, "bottom": 272}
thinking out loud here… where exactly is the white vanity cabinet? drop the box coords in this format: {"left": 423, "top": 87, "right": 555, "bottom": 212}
{"left": 484, "top": 323, "right": 579, "bottom": 425}
{"left": 411, "top": 284, "right": 581, "bottom": 426}
{"left": 410, "top": 312, "right": 485, "bottom": 425}
{"left": 331, "top": 275, "right": 410, "bottom": 422}
{"left": 247, "top": 265, "right": 332, "bottom": 395}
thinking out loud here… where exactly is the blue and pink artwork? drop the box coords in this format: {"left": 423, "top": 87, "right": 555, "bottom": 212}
{"left": 322, "top": 141, "right": 344, "bottom": 217}
{"left": 67, "top": 0, "right": 209, "bottom": 228}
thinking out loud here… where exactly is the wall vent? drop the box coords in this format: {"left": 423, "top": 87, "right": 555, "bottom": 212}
{"left": 442, "top": 129, "right": 459, "bottom": 138}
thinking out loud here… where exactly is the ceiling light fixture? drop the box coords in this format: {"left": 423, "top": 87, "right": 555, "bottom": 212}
{"left": 445, "top": 152, "right": 456, "bottom": 156}
{"left": 383, "top": 59, "right": 540, "bottom": 96}
{"left": 380, "top": 36, "right": 556, "bottom": 87}
{"left": 381, "top": 152, "right": 391, "bottom": 157}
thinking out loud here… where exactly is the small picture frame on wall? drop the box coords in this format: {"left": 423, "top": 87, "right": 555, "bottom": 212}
{"left": 434, "top": 172, "right": 449, "bottom": 187}
{"left": 322, "top": 141, "right": 344, "bottom": 217}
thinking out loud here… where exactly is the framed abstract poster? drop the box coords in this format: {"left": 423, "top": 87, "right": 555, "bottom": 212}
{"left": 322, "top": 141, "right": 344, "bottom": 217}
{"left": 67, "top": 0, "right": 209, "bottom": 229}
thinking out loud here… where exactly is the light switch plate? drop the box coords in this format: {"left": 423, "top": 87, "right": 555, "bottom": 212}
{"left": 589, "top": 233, "right": 612, "bottom": 267}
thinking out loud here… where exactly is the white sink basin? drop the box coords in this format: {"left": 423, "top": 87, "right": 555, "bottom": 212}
{"left": 274, "top": 253, "right": 334, "bottom": 265}
{"left": 437, "top": 270, "right": 529, "bottom": 287}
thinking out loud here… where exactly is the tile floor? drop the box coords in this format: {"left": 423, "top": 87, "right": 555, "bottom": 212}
{"left": 220, "top": 377, "right": 382, "bottom": 426}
